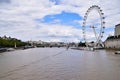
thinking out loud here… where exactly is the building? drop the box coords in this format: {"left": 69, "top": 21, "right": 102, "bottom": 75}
{"left": 114, "top": 24, "right": 120, "bottom": 36}
{"left": 104, "top": 36, "right": 120, "bottom": 49}
{"left": 105, "top": 24, "right": 120, "bottom": 49}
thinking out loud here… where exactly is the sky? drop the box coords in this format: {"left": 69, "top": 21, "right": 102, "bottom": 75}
{"left": 0, "top": 0, "right": 120, "bottom": 42}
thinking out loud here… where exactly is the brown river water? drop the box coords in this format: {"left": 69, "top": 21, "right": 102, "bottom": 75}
{"left": 0, "top": 47, "right": 120, "bottom": 80}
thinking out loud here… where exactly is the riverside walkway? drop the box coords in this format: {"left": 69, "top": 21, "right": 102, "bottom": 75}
{"left": 0, "top": 48, "right": 120, "bottom": 80}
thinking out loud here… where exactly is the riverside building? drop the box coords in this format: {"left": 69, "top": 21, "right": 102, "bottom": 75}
{"left": 105, "top": 24, "right": 120, "bottom": 49}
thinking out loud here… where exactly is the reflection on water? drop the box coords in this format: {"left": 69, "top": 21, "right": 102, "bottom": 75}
{"left": 0, "top": 48, "right": 120, "bottom": 80}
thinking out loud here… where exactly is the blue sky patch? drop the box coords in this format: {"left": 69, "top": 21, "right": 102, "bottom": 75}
{"left": 38, "top": 11, "right": 82, "bottom": 28}
{"left": 49, "top": 0, "right": 60, "bottom": 5}
{"left": 0, "top": 0, "right": 11, "bottom": 4}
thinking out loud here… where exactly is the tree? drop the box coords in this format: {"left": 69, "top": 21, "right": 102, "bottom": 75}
{"left": 78, "top": 42, "right": 86, "bottom": 47}
{"left": 0, "top": 36, "right": 27, "bottom": 47}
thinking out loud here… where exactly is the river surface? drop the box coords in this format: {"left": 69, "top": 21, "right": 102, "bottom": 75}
{"left": 0, "top": 47, "right": 120, "bottom": 80}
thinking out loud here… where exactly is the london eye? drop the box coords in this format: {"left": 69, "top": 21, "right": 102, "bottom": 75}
{"left": 82, "top": 5, "right": 105, "bottom": 48}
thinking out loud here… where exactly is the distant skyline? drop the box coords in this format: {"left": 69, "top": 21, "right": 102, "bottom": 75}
{"left": 0, "top": 0, "right": 120, "bottom": 42}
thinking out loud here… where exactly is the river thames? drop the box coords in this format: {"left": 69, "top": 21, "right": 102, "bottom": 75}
{"left": 0, "top": 48, "right": 120, "bottom": 80}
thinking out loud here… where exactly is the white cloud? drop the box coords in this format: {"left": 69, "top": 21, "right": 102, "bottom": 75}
{"left": 0, "top": 0, "right": 120, "bottom": 42}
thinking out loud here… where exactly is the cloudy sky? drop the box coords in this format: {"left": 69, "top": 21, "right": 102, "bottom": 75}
{"left": 0, "top": 0, "right": 120, "bottom": 42}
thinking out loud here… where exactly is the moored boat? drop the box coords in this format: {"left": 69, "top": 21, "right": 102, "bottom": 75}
{"left": 0, "top": 48, "right": 7, "bottom": 53}
{"left": 115, "top": 51, "right": 120, "bottom": 54}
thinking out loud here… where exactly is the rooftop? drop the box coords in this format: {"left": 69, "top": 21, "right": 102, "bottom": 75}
{"left": 106, "top": 35, "right": 120, "bottom": 41}
{"left": 115, "top": 23, "right": 120, "bottom": 27}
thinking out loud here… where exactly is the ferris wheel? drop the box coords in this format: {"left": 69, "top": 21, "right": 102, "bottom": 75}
{"left": 82, "top": 5, "right": 105, "bottom": 48}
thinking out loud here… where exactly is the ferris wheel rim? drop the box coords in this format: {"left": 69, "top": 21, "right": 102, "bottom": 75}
{"left": 82, "top": 5, "right": 105, "bottom": 43}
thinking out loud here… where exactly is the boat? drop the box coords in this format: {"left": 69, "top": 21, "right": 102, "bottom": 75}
{"left": 7, "top": 48, "right": 15, "bottom": 51}
{"left": 0, "top": 48, "right": 7, "bottom": 53}
{"left": 115, "top": 51, "right": 120, "bottom": 54}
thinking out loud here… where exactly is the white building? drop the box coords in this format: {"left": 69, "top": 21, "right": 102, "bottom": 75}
{"left": 105, "top": 24, "right": 120, "bottom": 49}
{"left": 27, "top": 40, "right": 44, "bottom": 46}
{"left": 104, "top": 36, "right": 120, "bottom": 49}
